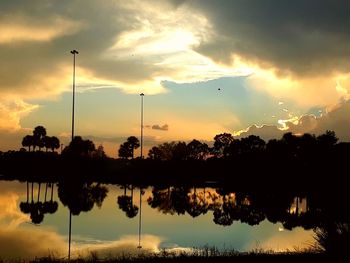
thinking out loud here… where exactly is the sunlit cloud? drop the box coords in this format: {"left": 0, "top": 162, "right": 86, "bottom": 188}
{"left": 0, "top": 15, "right": 83, "bottom": 43}
{"left": 235, "top": 99, "right": 350, "bottom": 141}
{"left": 74, "top": 235, "right": 162, "bottom": 259}
{"left": 105, "top": 1, "right": 245, "bottom": 86}
{"left": 246, "top": 226, "right": 313, "bottom": 252}
{"left": 0, "top": 99, "right": 39, "bottom": 131}
{"left": 0, "top": 228, "right": 67, "bottom": 260}
{"left": 76, "top": 67, "right": 167, "bottom": 95}
{"left": 0, "top": 193, "right": 29, "bottom": 229}
{"left": 241, "top": 58, "right": 350, "bottom": 110}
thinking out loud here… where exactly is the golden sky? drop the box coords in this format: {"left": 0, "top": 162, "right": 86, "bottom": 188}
{"left": 1, "top": 0, "right": 350, "bottom": 156}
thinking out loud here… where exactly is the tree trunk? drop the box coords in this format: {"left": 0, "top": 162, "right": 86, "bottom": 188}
{"left": 37, "top": 183, "right": 41, "bottom": 203}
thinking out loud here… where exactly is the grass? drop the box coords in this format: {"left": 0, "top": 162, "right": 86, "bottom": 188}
{"left": 2, "top": 248, "right": 340, "bottom": 263}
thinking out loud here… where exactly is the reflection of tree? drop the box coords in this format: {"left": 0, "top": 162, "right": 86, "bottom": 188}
{"left": 146, "top": 187, "right": 349, "bottom": 232}
{"left": 186, "top": 187, "right": 208, "bottom": 218}
{"left": 42, "top": 183, "right": 58, "bottom": 214}
{"left": 147, "top": 187, "right": 189, "bottom": 215}
{"left": 58, "top": 181, "right": 108, "bottom": 215}
{"left": 19, "top": 181, "right": 59, "bottom": 225}
{"left": 19, "top": 182, "right": 44, "bottom": 224}
{"left": 117, "top": 185, "right": 139, "bottom": 218}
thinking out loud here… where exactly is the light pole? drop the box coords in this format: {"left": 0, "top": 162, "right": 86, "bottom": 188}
{"left": 140, "top": 93, "right": 144, "bottom": 158}
{"left": 70, "top": 49, "right": 78, "bottom": 142}
{"left": 68, "top": 49, "right": 78, "bottom": 261}
{"left": 137, "top": 188, "right": 143, "bottom": 249}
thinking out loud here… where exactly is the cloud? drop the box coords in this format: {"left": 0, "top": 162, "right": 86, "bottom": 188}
{"left": 0, "top": 192, "right": 29, "bottom": 230}
{"left": 0, "top": 228, "right": 67, "bottom": 260}
{"left": 246, "top": 226, "right": 313, "bottom": 252}
{"left": 236, "top": 99, "right": 350, "bottom": 142}
{"left": 0, "top": 99, "right": 39, "bottom": 131}
{"left": 0, "top": 15, "right": 83, "bottom": 44}
{"left": 183, "top": 0, "right": 350, "bottom": 77}
{"left": 74, "top": 235, "right": 162, "bottom": 259}
{"left": 152, "top": 124, "right": 169, "bottom": 131}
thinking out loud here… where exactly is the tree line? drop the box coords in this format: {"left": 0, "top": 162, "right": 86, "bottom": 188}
{"left": 21, "top": 126, "right": 60, "bottom": 152}
{"left": 117, "top": 130, "right": 339, "bottom": 161}
{"left": 20, "top": 125, "right": 106, "bottom": 158}
{"left": 19, "top": 125, "right": 340, "bottom": 162}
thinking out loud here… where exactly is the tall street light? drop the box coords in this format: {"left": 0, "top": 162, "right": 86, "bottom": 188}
{"left": 70, "top": 49, "right": 79, "bottom": 141}
{"left": 69, "top": 49, "right": 78, "bottom": 261}
{"left": 140, "top": 93, "right": 144, "bottom": 158}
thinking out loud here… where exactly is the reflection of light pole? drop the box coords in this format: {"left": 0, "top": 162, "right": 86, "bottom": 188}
{"left": 68, "top": 49, "right": 78, "bottom": 261}
{"left": 137, "top": 188, "right": 143, "bottom": 249}
{"left": 140, "top": 93, "right": 144, "bottom": 158}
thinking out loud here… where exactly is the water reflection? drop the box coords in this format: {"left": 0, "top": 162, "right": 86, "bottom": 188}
{"left": 117, "top": 185, "right": 139, "bottom": 218}
{"left": 19, "top": 182, "right": 58, "bottom": 225}
{"left": 58, "top": 182, "right": 108, "bottom": 215}
{"left": 16, "top": 182, "right": 350, "bottom": 233}
{"left": 2, "top": 180, "right": 349, "bottom": 259}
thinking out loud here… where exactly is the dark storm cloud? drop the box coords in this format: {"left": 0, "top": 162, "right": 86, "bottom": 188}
{"left": 185, "top": 0, "right": 350, "bottom": 76}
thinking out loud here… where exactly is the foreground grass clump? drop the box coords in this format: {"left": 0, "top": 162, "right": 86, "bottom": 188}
{"left": 24, "top": 250, "right": 332, "bottom": 263}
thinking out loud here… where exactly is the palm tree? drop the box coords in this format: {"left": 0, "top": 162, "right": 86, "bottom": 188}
{"left": 118, "top": 142, "right": 131, "bottom": 159}
{"left": 50, "top": 136, "right": 60, "bottom": 152}
{"left": 127, "top": 136, "right": 140, "bottom": 159}
{"left": 33, "top": 126, "right": 47, "bottom": 151}
{"left": 22, "top": 135, "right": 34, "bottom": 152}
{"left": 44, "top": 136, "right": 52, "bottom": 152}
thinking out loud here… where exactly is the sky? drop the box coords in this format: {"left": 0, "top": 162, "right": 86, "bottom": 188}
{"left": 1, "top": 0, "right": 350, "bottom": 157}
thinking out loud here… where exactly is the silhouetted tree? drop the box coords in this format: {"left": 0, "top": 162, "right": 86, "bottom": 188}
{"left": 127, "top": 136, "right": 140, "bottom": 159}
{"left": 50, "top": 136, "right": 60, "bottom": 152}
{"left": 172, "top": 141, "right": 188, "bottom": 160}
{"left": 146, "top": 142, "right": 180, "bottom": 160}
{"left": 118, "top": 136, "right": 140, "bottom": 159}
{"left": 22, "top": 135, "right": 34, "bottom": 152}
{"left": 93, "top": 145, "right": 107, "bottom": 158}
{"left": 187, "top": 139, "right": 210, "bottom": 160}
{"left": 317, "top": 130, "right": 338, "bottom": 149}
{"left": 33, "top": 126, "right": 47, "bottom": 151}
{"left": 213, "top": 133, "right": 234, "bottom": 158}
{"left": 148, "top": 146, "right": 163, "bottom": 160}
{"left": 62, "top": 136, "right": 96, "bottom": 157}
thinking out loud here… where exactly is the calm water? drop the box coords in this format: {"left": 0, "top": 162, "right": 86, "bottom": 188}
{"left": 0, "top": 180, "right": 313, "bottom": 260}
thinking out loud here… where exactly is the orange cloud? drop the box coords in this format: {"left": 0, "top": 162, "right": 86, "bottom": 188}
{"left": 0, "top": 99, "right": 38, "bottom": 131}
{"left": 0, "top": 16, "right": 83, "bottom": 43}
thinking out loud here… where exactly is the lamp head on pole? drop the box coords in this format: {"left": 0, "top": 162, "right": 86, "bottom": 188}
{"left": 140, "top": 93, "right": 144, "bottom": 96}
{"left": 70, "top": 50, "right": 79, "bottom": 55}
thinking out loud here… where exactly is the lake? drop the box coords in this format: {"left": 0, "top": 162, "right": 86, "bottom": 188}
{"left": 0, "top": 180, "right": 313, "bottom": 260}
